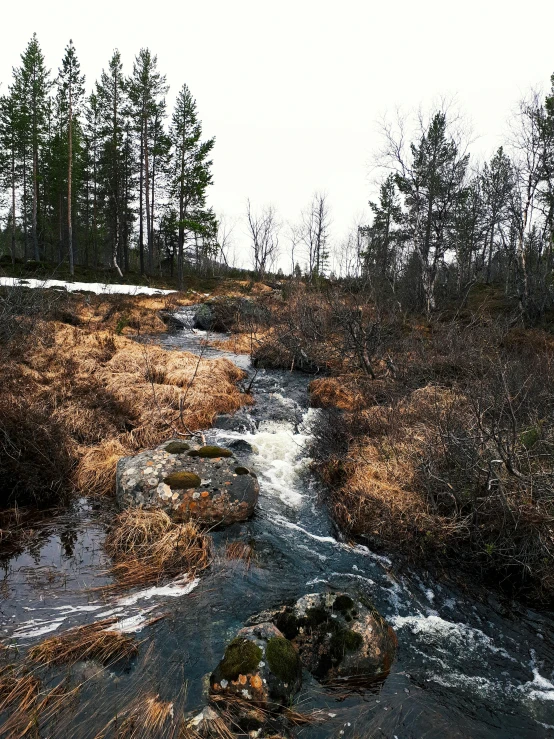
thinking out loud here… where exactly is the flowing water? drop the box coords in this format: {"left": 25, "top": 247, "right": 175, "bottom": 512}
{"left": 1, "top": 307, "right": 553, "bottom": 737}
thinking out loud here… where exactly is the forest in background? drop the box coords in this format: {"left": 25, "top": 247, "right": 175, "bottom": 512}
{"left": 1, "top": 35, "right": 554, "bottom": 321}
{"left": 0, "top": 35, "right": 217, "bottom": 288}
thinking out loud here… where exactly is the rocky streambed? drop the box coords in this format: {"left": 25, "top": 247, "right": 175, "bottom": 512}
{"left": 0, "top": 306, "right": 553, "bottom": 738}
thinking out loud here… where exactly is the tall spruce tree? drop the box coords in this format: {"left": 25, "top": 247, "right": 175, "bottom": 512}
{"left": 57, "top": 40, "right": 85, "bottom": 275}
{"left": 14, "top": 34, "right": 51, "bottom": 260}
{"left": 128, "top": 49, "right": 167, "bottom": 274}
{"left": 96, "top": 50, "right": 127, "bottom": 275}
{"left": 0, "top": 90, "right": 20, "bottom": 263}
{"left": 168, "top": 83, "right": 215, "bottom": 287}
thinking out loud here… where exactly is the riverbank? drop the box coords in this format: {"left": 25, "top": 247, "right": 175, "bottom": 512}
{"left": 204, "top": 283, "right": 554, "bottom": 607}
{"left": 0, "top": 285, "right": 249, "bottom": 520}
{"left": 1, "top": 293, "right": 553, "bottom": 737}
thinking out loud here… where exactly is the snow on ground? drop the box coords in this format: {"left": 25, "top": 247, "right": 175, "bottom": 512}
{"left": 0, "top": 276, "right": 176, "bottom": 296}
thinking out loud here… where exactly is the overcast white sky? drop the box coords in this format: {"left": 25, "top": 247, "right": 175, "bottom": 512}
{"left": 2, "top": 0, "right": 554, "bottom": 268}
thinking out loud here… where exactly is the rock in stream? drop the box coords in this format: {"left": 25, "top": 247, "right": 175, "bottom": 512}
{"left": 116, "top": 439, "right": 259, "bottom": 526}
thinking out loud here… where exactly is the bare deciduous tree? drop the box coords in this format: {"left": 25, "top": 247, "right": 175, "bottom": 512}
{"left": 297, "top": 191, "right": 331, "bottom": 280}
{"left": 245, "top": 199, "right": 280, "bottom": 280}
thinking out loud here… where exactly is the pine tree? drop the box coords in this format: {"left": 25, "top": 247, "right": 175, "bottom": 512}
{"left": 480, "top": 147, "right": 513, "bottom": 283}
{"left": 395, "top": 112, "right": 469, "bottom": 313}
{"left": 57, "top": 40, "right": 85, "bottom": 275}
{"left": 128, "top": 49, "right": 167, "bottom": 274}
{"left": 14, "top": 34, "right": 52, "bottom": 260}
{"left": 83, "top": 91, "right": 101, "bottom": 267}
{"left": 360, "top": 174, "right": 402, "bottom": 289}
{"left": 0, "top": 90, "right": 20, "bottom": 263}
{"left": 168, "top": 83, "right": 215, "bottom": 287}
{"left": 96, "top": 50, "right": 127, "bottom": 275}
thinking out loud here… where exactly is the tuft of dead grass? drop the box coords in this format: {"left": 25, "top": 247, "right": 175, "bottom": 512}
{"left": 210, "top": 330, "right": 268, "bottom": 356}
{"left": 27, "top": 618, "right": 138, "bottom": 667}
{"left": 115, "top": 693, "right": 176, "bottom": 738}
{"left": 0, "top": 666, "right": 79, "bottom": 738}
{"left": 104, "top": 509, "right": 212, "bottom": 589}
{"left": 309, "top": 377, "right": 364, "bottom": 411}
{"left": 224, "top": 541, "right": 256, "bottom": 569}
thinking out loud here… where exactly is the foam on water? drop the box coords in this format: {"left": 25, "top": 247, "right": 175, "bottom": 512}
{"left": 391, "top": 613, "right": 518, "bottom": 663}
{"left": 117, "top": 576, "right": 200, "bottom": 606}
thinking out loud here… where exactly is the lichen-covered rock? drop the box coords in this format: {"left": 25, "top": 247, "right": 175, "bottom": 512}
{"left": 116, "top": 439, "right": 259, "bottom": 526}
{"left": 210, "top": 622, "right": 301, "bottom": 710}
{"left": 248, "top": 592, "right": 397, "bottom": 686}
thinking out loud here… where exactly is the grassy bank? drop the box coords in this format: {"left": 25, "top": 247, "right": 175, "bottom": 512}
{"left": 0, "top": 285, "right": 250, "bottom": 514}
{"left": 215, "top": 282, "right": 554, "bottom": 605}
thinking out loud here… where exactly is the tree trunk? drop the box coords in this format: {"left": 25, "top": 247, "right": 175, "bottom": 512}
{"left": 144, "top": 115, "right": 152, "bottom": 274}
{"left": 68, "top": 78, "right": 74, "bottom": 277}
{"left": 10, "top": 143, "right": 16, "bottom": 264}
{"left": 138, "top": 117, "right": 145, "bottom": 275}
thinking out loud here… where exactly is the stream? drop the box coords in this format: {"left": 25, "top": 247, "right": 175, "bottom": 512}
{"left": 1, "top": 306, "right": 554, "bottom": 737}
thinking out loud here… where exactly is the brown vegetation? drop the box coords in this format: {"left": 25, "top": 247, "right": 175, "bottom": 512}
{"left": 104, "top": 509, "right": 211, "bottom": 589}
{"left": 0, "top": 286, "right": 250, "bottom": 508}
{"left": 28, "top": 618, "right": 138, "bottom": 667}
{"left": 225, "top": 541, "right": 256, "bottom": 569}
{"left": 0, "top": 664, "right": 78, "bottom": 738}
{"left": 250, "top": 282, "right": 554, "bottom": 603}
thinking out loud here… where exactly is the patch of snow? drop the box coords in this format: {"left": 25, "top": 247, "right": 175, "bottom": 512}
{"left": 0, "top": 276, "right": 175, "bottom": 296}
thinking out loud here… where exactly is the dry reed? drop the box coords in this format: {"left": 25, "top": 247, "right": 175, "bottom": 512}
{"left": 104, "top": 509, "right": 211, "bottom": 589}
{"left": 0, "top": 666, "right": 79, "bottom": 739}
{"left": 27, "top": 618, "right": 138, "bottom": 667}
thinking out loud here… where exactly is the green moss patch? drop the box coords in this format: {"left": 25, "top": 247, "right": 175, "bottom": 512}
{"left": 219, "top": 638, "right": 262, "bottom": 680}
{"left": 330, "top": 629, "right": 363, "bottom": 661}
{"left": 164, "top": 471, "right": 201, "bottom": 489}
{"left": 165, "top": 441, "right": 190, "bottom": 454}
{"left": 188, "top": 446, "right": 233, "bottom": 459}
{"left": 234, "top": 466, "right": 250, "bottom": 475}
{"left": 305, "top": 605, "right": 329, "bottom": 628}
{"left": 266, "top": 637, "right": 300, "bottom": 684}
{"left": 274, "top": 610, "right": 300, "bottom": 640}
{"left": 333, "top": 595, "right": 354, "bottom": 612}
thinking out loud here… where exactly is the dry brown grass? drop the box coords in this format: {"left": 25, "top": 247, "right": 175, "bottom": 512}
{"left": 104, "top": 509, "right": 212, "bottom": 589}
{"left": 1, "top": 290, "right": 251, "bottom": 507}
{"left": 27, "top": 618, "right": 138, "bottom": 667}
{"left": 114, "top": 693, "right": 176, "bottom": 738}
{"left": 319, "top": 385, "right": 473, "bottom": 554}
{"left": 210, "top": 330, "right": 269, "bottom": 355}
{"left": 0, "top": 666, "right": 78, "bottom": 738}
{"left": 309, "top": 377, "right": 364, "bottom": 411}
{"left": 225, "top": 541, "right": 256, "bottom": 569}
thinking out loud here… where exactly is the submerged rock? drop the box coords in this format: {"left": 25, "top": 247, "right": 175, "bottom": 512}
{"left": 210, "top": 622, "right": 302, "bottom": 711}
{"left": 249, "top": 592, "right": 397, "bottom": 685}
{"left": 116, "top": 439, "right": 259, "bottom": 526}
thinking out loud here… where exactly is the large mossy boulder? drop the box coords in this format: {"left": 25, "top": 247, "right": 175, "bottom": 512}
{"left": 116, "top": 439, "right": 259, "bottom": 526}
{"left": 249, "top": 592, "right": 397, "bottom": 686}
{"left": 193, "top": 298, "right": 270, "bottom": 334}
{"left": 210, "top": 622, "right": 302, "bottom": 712}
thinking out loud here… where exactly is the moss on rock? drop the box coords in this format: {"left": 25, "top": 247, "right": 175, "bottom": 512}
{"left": 333, "top": 594, "right": 354, "bottom": 612}
{"left": 219, "top": 637, "right": 262, "bottom": 680}
{"left": 188, "top": 446, "right": 233, "bottom": 459}
{"left": 330, "top": 628, "right": 363, "bottom": 661}
{"left": 266, "top": 637, "right": 301, "bottom": 684}
{"left": 274, "top": 610, "right": 300, "bottom": 640}
{"left": 164, "top": 441, "right": 190, "bottom": 454}
{"left": 164, "top": 471, "right": 201, "bottom": 489}
{"left": 305, "top": 605, "right": 329, "bottom": 628}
